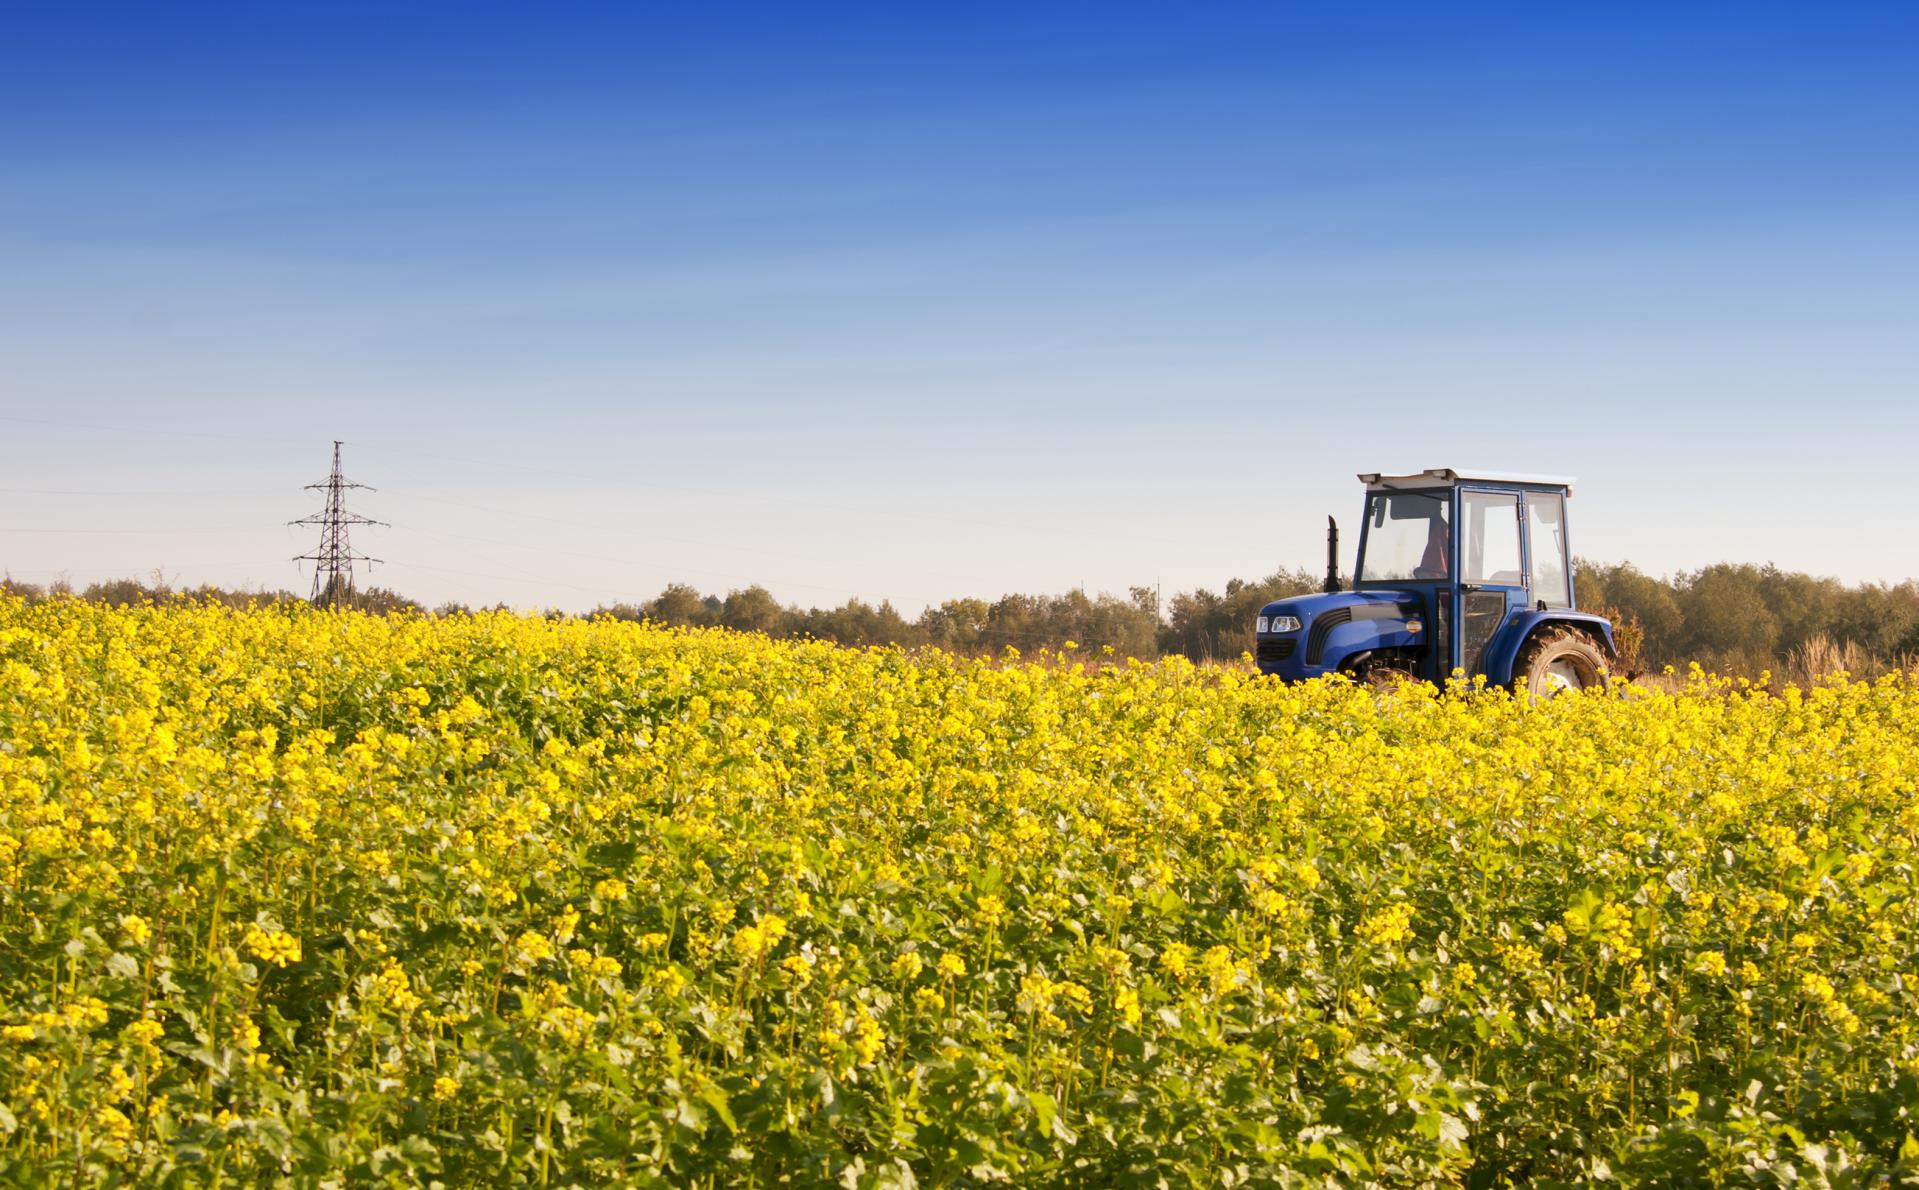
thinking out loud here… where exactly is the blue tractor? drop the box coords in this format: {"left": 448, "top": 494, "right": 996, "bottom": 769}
{"left": 1256, "top": 469, "right": 1616, "bottom": 694}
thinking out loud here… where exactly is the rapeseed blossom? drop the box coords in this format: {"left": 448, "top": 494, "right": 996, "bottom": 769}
{"left": 0, "top": 597, "right": 1914, "bottom": 1184}
{"left": 242, "top": 924, "right": 302, "bottom": 968}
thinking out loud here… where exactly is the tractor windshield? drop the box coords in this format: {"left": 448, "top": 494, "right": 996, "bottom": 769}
{"left": 1358, "top": 490, "right": 1451, "bottom": 583}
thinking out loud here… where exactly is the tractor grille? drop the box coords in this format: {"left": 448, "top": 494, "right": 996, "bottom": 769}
{"left": 1305, "top": 608, "right": 1353, "bottom": 666}
{"left": 1256, "top": 639, "right": 1296, "bottom": 666}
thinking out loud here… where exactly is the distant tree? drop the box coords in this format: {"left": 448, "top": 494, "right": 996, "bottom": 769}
{"left": 646, "top": 584, "right": 715, "bottom": 628}
{"left": 349, "top": 587, "right": 423, "bottom": 615}
{"left": 34, "top": 557, "right": 1919, "bottom": 677}
{"left": 720, "top": 586, "right": 785, "bottom": 635}
{"left": 1576, "top": 561, "right": 1684, "bottom": 662}
{"left": 82, "top": 578, "right": 162, "bottom": 608}
{"left": 1162, "top": 568, "right": 1321, "bottom": 662}
{"left": 797, "top": 598, "right": 918, "bottom": 648}
{"left": 0, "top": 575, "right": 46, "bottom": 601}
{"left": 1162, "top": 587, "right": 1225, "bottom": 661}
{"left": 985, "top": 593, "right": 1042, "bottom": 655}
{"left": 918, "top": 598, "right": 992, "bottom": 652}
{"left": 1675, "top": 565, "right": 1780, "bottom": 674}
{"left": 1832, "top": 582, "right": 1919, "bottom": 658}
{"left": 180, "top": 583, "right": 299, "bottom": 609}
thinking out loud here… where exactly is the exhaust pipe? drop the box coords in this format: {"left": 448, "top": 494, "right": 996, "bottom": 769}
{"left": 1323, "top": 516, "right": 1342, "bottom": 593}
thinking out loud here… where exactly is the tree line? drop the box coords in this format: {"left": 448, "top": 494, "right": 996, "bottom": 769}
{"left": 6, "top": 561, "right": 1917, "bottom": 677}
{"left": 1576, "top": 561, "right": 1919, "bottom": 677}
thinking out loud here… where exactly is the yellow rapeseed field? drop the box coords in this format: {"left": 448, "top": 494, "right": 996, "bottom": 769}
{"left": 2, "top": 598, "right": 1917, "bottom": 1185}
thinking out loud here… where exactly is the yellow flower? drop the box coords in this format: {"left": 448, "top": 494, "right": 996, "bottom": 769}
{"left": 98, "top": 1105, "right": 134, "bottom": 1146}
{"left": 123, "top": 1018, "right": 164, "bottom": 1051}
{"left": 781, "top": 953, "right": 814, "bottom": 983}
{"left": 890, "top": 952, "right": 924, "bottom": 981}
{"left": 365, "top": 958, "right": 424, "bottom": 1014}
{"left": 244, "top": 924, "right": 302, "bottom": 968}
{"left": 514, "top": 931, "right": 555, "bottom": 966}
{"left": 851, "top": 1009, "right": 885, "bottom": 1065}
{"left": 730, "top": 913, "right": 788, "bottom": 963}
{"left": 6, "top": 592, "right": 1919, "bottom": 1178}
{"left": 1356, "top": 902, "right": 1415, "bottom": 947}
{"left": 1157, "top": 942, "right": 1192, "bottom": 981}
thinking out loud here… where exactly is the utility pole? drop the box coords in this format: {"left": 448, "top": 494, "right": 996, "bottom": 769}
{"left": 291, "top": 441, "right": 386, "bottom": 607}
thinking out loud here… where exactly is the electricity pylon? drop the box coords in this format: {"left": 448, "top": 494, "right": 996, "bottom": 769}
{"left": 291, "top": 441, "right": 386, "bottom": 607}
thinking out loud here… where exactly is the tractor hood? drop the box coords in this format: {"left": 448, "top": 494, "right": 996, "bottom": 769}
{"left": 1259, "top": 589, "right": 1416, "bottom": 621}
{"left": 1254, "top": 589, "right": 1426, "bottom": 679}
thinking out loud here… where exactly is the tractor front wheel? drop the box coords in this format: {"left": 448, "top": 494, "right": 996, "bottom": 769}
{"left": 1513, "top": 627, "right": 1608, "bottom": 697}
{"left": 1356, "top": 661, "right": 1417, "bottom": 690}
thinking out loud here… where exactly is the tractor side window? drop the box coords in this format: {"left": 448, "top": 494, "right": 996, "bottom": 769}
{"left": 1526, "top": 493, "right": 1571, "bottom": 607}
{"left": 1356, "top": 491, "right": 1450, "bottom": 582}
{"left": 1461, "top": 491, "right": 1522, "bottom": 586}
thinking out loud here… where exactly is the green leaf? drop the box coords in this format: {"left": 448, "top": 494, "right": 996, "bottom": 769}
{"left": 1563, "top": 889, "right": 1603, "bottom": 934}
{"left": 697, "top": 1082, "right": 737, "bottom": 1133}
{"left": 1030, "top": 1090, "right": 1056, "bottom": 1136}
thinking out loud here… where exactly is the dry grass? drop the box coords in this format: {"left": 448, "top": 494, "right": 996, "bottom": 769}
{"left": 1778, "top": 634, "right": 1919, "bottom": 689}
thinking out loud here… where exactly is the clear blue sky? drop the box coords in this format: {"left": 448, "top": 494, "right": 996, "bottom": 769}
{"left": 4, "top": 3, "right": 1916, "bottom": 611}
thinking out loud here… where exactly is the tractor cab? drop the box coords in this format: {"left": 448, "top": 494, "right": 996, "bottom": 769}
{"left": 1255, "top": 469, "right": 1615, "bottom": 693}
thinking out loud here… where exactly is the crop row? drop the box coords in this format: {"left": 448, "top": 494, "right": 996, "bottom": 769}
{"left": 0, "top": 600, "right": 1916, "bottom": 1184}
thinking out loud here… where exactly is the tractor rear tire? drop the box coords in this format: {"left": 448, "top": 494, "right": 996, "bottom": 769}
{"left": 1513, "top": 627, "right": 1608, "bottom": 697}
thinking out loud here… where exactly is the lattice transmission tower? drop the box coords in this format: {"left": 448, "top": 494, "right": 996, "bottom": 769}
{"left": 291, "top": 441, "right": 386, "bottom": 607}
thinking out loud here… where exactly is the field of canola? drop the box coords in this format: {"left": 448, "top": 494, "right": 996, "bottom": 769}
{"left": 2, "top": 598, "right": 1918, "bottom": 1186}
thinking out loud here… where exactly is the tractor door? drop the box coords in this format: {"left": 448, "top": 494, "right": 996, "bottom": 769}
{"left": 1522, "top": 491, "right": 1572, "bottom": 608}
{"left": 1455, "top": 489, "right": 1528, "bottom": 677}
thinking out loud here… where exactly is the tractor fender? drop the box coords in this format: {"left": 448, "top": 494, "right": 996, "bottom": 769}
{"left": 1483, "top": 612, "right": 1617, "bottom": 685}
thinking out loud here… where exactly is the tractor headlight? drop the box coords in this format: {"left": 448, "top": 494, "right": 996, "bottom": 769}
{"left": 1267, "top": 615, "right": 1301, "bottom": 633}
{"left": 1256, "top": 616, "right": 1267, "bottom": 634}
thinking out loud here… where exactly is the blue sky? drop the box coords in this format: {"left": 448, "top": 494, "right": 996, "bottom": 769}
{"left": 3, "top": 3, "right": 1916, "bottom": 610}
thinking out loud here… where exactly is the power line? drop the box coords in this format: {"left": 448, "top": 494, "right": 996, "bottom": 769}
{"left": 4, "top": 413, "right": 1209, "bottom": 555}
{"left": 0, "top": 526, "right": 263, "bottom": 535}
{"left": 388, "top": 520, "right": 874, "bottom": 597}
{"left": 290, "top": 441, "right": 386, "bottom": 606}
{"left": 0, "top": 487, "right": 283, "bottom": 497}
{"left": 0, "top": 413, "right": 322, "bottom": 449}
{"left": 2, "top": 419, "right": 1223, "bottom": 606}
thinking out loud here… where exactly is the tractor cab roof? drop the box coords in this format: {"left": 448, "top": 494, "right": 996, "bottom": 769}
{"left": 1359, "top": 468, "right": 1575, "bottom": 495}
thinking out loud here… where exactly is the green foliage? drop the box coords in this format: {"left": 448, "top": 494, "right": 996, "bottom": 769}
{"left": 12, "top": 553, "right": 1919, "bottom": 676}
{"left": 1578, "top": 560, "right": 1919, "bottom": 678}
{"left": 4, "top": 601, "right": 1919, "bottom": 1185}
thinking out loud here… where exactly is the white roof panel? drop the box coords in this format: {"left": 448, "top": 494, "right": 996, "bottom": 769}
{"left": 1359, "top": 467, "right": 1575, "bottom": 493}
